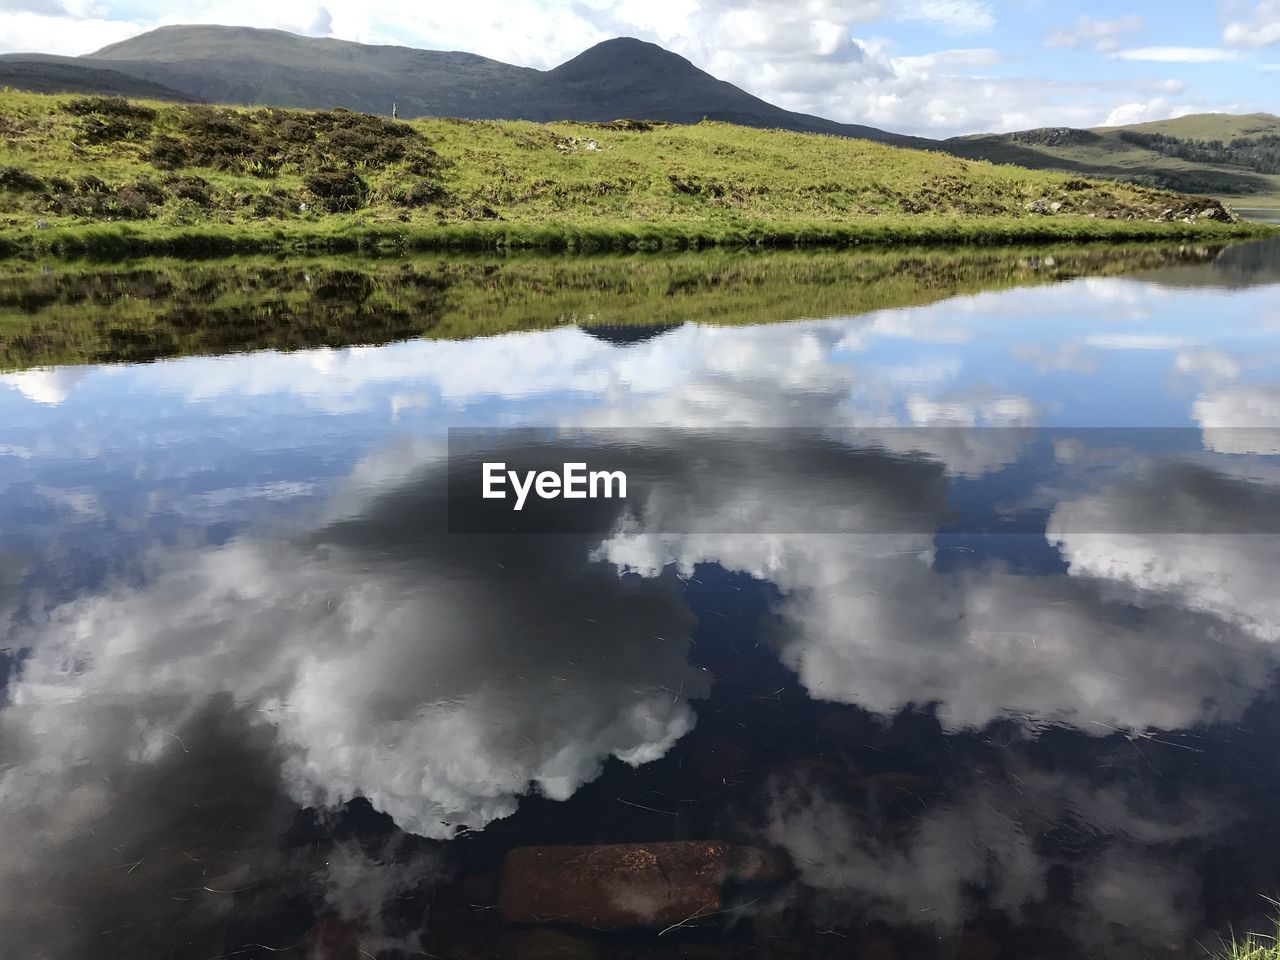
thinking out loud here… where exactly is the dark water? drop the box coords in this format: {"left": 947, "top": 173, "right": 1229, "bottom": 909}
{"left": 2, "top": 240, "right": 1280, "bottom": 960}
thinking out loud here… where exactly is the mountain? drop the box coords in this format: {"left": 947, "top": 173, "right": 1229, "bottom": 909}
{"left": 0, "top": 26, "right": 921, "bottom": 146}
{"left": 0, "top": 57, "right": 196, "bottom": 101}
{"left": 945, "top": 113, "right": 1280, "bottom": 203}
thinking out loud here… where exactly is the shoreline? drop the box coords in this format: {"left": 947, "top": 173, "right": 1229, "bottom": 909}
{"left": 3, "top": 217, "right": 1274, "bottom": 262}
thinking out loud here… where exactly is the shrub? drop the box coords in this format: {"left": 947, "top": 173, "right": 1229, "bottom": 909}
{"left": 0, "top": 166, "right": 46, "bottom": 193}
{"left": 164, "top": 175, "right": 213, "bottom": 206}
{"left": 177, "top": 106, "right": 279, "bottom": 175}
{"left": 62, "top": 96, "right": 156, "bottom": 121}
{"left": 148, "top": 136, "right": 189, "bottom": 170}
{"left": 303, "top": 170, "right": 368, "bottom": 212}
{"left": 251, "top": 190, "right": 293, "bottom": 217}
{"left": 390, "top": 178, "right": 451, "bottom": 208}
{"left": 112, "top": 185, "right": 154, "bottom": 219}
{"left": 128, "top": 178, "right": 168, "bottom": 206}
{"left": 406, "top": 150, "right": 448, "bottom": 176}
{"left": 62, "top": 96, "right": 156, "bottom": 144}
{"left": 77, "top": 175, "right": 110, "bottom": 194}
{"left": 160, "top": 197, "right": 205, "bottom": 226}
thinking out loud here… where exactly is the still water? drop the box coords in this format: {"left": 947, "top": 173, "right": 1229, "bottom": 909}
{"left": 2, "top": 241, "right": 1280, "bottom": 959}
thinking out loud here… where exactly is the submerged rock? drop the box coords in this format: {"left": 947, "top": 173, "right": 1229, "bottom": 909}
{"left": 498, "top": 841, "right": 776, "bottom": 929}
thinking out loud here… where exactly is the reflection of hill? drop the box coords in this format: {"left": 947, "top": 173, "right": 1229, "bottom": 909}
{"left": 0, "top": 243, "right": 1243, "bottom": 370}
{"left": 1128, "top": 237, "right": 1280, "bottom": 289}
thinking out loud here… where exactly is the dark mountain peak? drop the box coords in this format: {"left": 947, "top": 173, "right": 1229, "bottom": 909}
{"left": 550, "top": 36, "right": 700, "bottom": 81}
{"left": 2, "top": 24, "right": 913, "bottom": 144}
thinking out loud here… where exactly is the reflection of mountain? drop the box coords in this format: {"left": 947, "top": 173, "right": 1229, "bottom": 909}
{"left": 581, "top": 321, "right": 685, "bottom": 346}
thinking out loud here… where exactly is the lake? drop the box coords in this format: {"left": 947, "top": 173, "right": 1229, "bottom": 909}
{"left": 2, "top": 239, "right": 1280, "bottom": 959}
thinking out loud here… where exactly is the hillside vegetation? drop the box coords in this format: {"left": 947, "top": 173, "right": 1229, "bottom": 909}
{"left": 948, "top": 113, "right": 1280, "bottom": 204}
{"left": 0, "top": 91, "right": 1267, "bottom": 258}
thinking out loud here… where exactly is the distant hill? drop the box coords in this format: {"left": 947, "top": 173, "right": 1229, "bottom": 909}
{"left": 0, "top": 26, "right": 922, "bottom": 146}
{"left": 0, "top": 57, "right": 195, "bottom": 101}
{"left": 945, "top": 113, "right": 1280, "bottom": 204}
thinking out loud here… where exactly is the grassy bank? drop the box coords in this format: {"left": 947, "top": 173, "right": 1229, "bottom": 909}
{"left": 1221, "top": 917, "right": 1280, "bottom": 959}
{"left": 0, "top": 243, "right": 1240, "bottom": 368}
{"left": 0, "top": 91, "right": 1272, "bottom": 259}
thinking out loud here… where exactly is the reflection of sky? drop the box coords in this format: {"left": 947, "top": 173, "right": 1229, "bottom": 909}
{"left": 3, "top": 259, "right": 1280, "bottom": 956}
{"left": 3, "top": 275, "right": 1279, "bottom": 559}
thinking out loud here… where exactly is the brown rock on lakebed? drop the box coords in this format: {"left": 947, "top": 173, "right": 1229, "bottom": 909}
{"left": 498, "top": 840, "right": 776, "bottom": 930}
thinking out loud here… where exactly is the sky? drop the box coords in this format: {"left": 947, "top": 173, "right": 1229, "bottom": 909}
{"left": 0, "top": 1, "right": 1277, "bottom": 136}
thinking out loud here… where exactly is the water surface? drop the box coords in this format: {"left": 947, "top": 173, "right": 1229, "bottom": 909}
{"left": 2, "top": 240, "right": 1280, "bottom": 959}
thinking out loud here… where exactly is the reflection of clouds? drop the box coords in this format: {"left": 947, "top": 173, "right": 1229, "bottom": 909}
{"left": 601, "top": 445, "right": 1280, "bottom": 734}
{"left": 1049, "top": 466, "right": 1280, "bottom": 643}
{"left": 1083, "top": 333, "right": 1195, "bottom": 350}
{"left": 762, "top": 760, "right": 1219, "bottom": 951}
{"left": 1011, "top": 341, "right": 1098, "bottom": 374}
{"left": 1176, "top": 347, "right": 1243, "bottom": 380}
{"left": 2, "top": 443, "right": 704, "bottom": 854}
{"left": 1194, "top": 385, "right": 1280, "bottom": 454}
{"left": 0, "top": 366, "right": 89, "bottom": 406}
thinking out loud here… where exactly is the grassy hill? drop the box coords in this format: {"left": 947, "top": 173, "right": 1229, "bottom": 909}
{"left": 0, "top": 58, "right": 195, "bottom": 101}
{"left": 1, "top": 26, "right": 919, "bottom": 146}
{"left": 946, "top": 113, "right": 1280, "bottom": 206}
{"left": 0, "top": 90, "right": 1267, "bottom": 259}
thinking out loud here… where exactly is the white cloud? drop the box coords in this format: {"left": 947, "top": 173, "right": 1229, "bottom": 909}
{"left": 1, "top": 443, "right": 707, "bottom": 851}
{"left": 1222, "top": 0, "right": 1280, "bottom": 48}
{"left": 1082, "top": 333, "right": 1196, "bottom": 350}
{"left": 1115, "top": 45, "right": 1241, "bottom": 62}
{"left": 763, "top": 764, "right": 1220, "bottom": 949}
{"left": 895, "top": 0, "right": 994, "bottom": 33}
{"left": 1102, "top": 97, "right": 1199, "bottom": 126}
{"left": 1045, "top": 14, "right": 1144, "bottom": 53}
{"left": 0, "top": 10, "right": 140, "bottom": 55}
{"left": 1194, "top": 384, "right": 1280, "bottom": 453}
{"left": 0, "top": 367, "right": 90, "bottom": 406}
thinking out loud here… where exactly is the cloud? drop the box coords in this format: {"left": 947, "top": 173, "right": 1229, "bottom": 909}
{"left": 0, "top": 367, "right": 90, "bottom": 406}
{"left": 0, "top": 440, "right": 706, "bottom": 872}
{"left": 1222, "top": 0, "right": 1280, "bottom": 48}
{"left": 1044, "top": 14, "right": 1144, "bottom": 53}
{"left": 0, "top": 0, "right": 1247, "bottom": 136}
{"left": 1194, "top": 384, "right": 1280, "bottom": 453}
{"left": 0, "top": 9, "right": 143, "bottom": 54}
{"left": 1101, "top": 98, "right": 1201, "bottom": 126}
{"left": 598, "top": 439, "right": 1280, "bottom": 735}
{"left": 761, "top": 757, "right": 1222, "bottom": 949}
{"left": 1115, "top": 45, "right": 1241, "bottom": 62}
{"left": 894, "top": 0, "right": 995, "bottom": 33}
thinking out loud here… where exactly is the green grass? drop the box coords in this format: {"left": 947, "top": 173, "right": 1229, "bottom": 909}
{"left": 1099, "top": 112, "right": 1280, "bottom": 141}
{"left": 948, "top": 114, "right": 1280, "bottom": 205}
{"left": 1219, "top": 911, "right": 1280, "bottom": 959}
{"left": 0, "top": 90, "right": 1270, "bottom": 260}
{"left": 0, "top": 242, "right": 1245, "bottom": 369}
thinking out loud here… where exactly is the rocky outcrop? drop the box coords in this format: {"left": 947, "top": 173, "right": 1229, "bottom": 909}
{"left": 498, "top": 841, "right": 777, "bottom": 929}
{"left": 1027, "top": 195, "right": 1240, "bottom": 223}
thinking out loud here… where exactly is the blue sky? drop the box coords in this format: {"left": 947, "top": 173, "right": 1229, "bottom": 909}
{"left": 0, "top": 0, "right": 1277, "bottom": 135}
